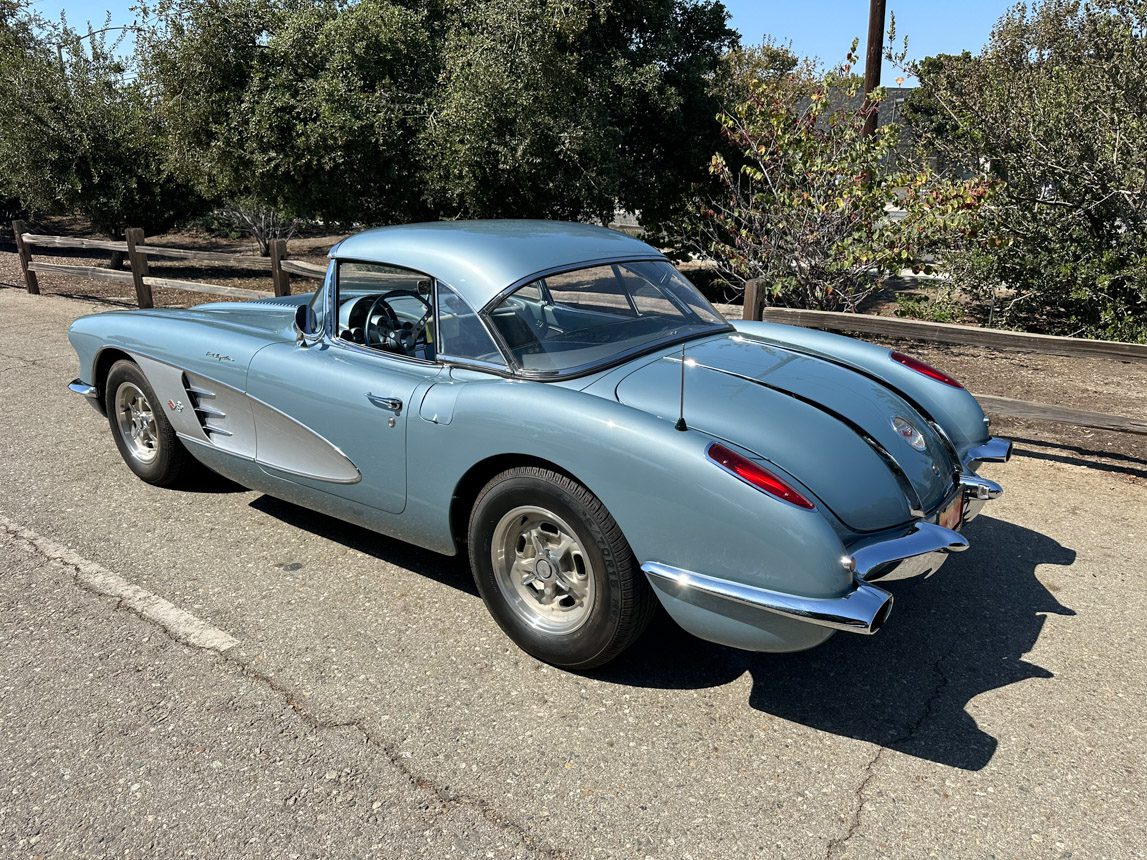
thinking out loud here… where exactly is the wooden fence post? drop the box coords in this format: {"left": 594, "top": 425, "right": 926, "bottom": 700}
{"left": 742, "top": 279, "right": 763, "bottom": 321}
{"left": 11, "top": 220, "right": 40, "bottom": 295}
{"left": 269, "top": 239, "right": 291, "bottom": 297}
{"left": 124, "top": 227, "right": 154, "bottom": 309}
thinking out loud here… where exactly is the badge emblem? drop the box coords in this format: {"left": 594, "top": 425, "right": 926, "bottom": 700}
{"left": 891, "top": 416, "right": 926, "bottom": 451}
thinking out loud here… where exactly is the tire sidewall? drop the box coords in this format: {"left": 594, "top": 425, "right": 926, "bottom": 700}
{"left": 104, "top": 360, "right": 180, "bottom": 485}
{"left": 469, "top": 473, "right": 627, "bottom": 668}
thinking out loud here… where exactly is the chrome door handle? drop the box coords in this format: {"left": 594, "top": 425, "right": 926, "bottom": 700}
{"left": 366, "top": 393, "right": 403, "bottom": 412}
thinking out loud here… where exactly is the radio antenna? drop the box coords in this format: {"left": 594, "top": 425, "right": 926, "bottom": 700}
{"left": 674, "top": 342, "right": 688, "bottom": 432}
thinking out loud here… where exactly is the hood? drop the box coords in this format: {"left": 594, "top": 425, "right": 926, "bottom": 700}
{"left": 613, "top": 333, "right": 958, "bottom": 533}
{"left": 182, "top": 295, "right": 309, "bottom": 335}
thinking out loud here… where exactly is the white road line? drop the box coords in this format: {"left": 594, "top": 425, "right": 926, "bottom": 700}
{"left": 0, "top": 515, "right": 240, "bottom": 652}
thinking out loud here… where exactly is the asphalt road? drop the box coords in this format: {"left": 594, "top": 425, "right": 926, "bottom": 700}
{"left": 1, "top": 289, "right": 1144, "bottom": 859}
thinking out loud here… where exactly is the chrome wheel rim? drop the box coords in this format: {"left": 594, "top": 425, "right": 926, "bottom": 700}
{"left": 114, "top": 382, "right": 159, "bottom": 464}
{"left": 491, "top": 505, "right": 595, "bottom": 634}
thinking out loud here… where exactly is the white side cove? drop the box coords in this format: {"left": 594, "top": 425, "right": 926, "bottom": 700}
{"left": 246, "top": 395, "right": 361, "bottom": 484}
{"left": 130, "top": 352, "right": 360, "bottom": 485}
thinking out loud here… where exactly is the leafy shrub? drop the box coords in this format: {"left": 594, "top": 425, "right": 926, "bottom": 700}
{"left": 688, "top": 43, "right": 986, "bottom": 312}
{"left": 893, "top": 291, "right": 961, "bottom": 323}
{"left": 905, "top": 0, "right": 1147, "bottom": 342}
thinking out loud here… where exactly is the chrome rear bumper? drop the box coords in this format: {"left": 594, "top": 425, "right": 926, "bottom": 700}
{"left": 642, "top": 444, "right": 1009, "bottom": 638}
{"left": 642, "top": 562, "right": 895, "bottom": 635}
{"left": 643, "top": 520, "right": 971, "bottom": 638}
{"left": 642, "top": 521, "right": 967, "bottom": 638}
{"left": 846, "top": 521, "right": 968, "bottom": 582}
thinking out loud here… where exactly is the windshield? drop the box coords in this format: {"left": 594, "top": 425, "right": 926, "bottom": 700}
{"left": 485, "top": 260, "right": 729, "bottom": 375}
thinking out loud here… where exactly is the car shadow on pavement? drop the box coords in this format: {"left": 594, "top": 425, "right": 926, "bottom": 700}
{"left": 1011, "top": 439, "right": 1147, "bottom": 480}
{"left": 178, "top": 469, "right": 250, "bottom": 494}
{"left": 596, "top": 516, "right": 1075, "bottom": 771}
{"left": 248, "top": 495, "right": 478, "bottom": 596}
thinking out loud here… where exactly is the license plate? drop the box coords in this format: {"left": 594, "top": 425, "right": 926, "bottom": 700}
{"left": 938, "top": 494, "right": 963, "bottom": 530}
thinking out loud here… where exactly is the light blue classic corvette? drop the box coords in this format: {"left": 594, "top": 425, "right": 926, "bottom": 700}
{"left": 67, "top": 221, "right": 1011, "bottom": 669}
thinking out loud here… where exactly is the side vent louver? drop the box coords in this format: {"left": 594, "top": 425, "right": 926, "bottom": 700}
{"left": 183, "top": 375, "right": 233, "bottom": 438}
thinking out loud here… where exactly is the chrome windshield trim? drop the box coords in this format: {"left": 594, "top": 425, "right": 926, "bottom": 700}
{"left": 845, "top": 521, "right": 969, "bottom": 582}
{"left": 964, "top": 436, "right": 1013, "bottom": 464}
{"left": 68, "top": 379, "right": 98, "bottom": 398}
{"left": 437, "top": 354, "right": 515, "bottom": 377}
{"left": 641, "top": 562, "right": 893, "bottom": 635}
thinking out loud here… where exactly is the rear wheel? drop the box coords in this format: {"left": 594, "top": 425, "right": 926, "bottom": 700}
{"left": 104, "top": 360, "right": 193, "bottom": 487}
{"left": 468, "top": 466, "right": 655, "bottom": 670}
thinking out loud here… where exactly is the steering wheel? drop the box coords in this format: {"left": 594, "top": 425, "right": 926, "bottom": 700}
{"left": 363, "top": 289, "right": 433, "bottom": 354}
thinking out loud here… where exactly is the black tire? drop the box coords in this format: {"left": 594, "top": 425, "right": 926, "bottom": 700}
{"left": 104, "top": 359, "right": 194, "bottom": 487}
{"left": 468, "top": 466, "right": 655, "bottom": 670}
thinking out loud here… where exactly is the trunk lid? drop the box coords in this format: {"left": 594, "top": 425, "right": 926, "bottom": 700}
{"left": 613, "top": 333, "right": 957, "bottom": 533}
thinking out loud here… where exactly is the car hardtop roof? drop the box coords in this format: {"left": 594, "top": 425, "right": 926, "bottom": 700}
{"left": 330, "top": 219, "right": 664, "bottom": 311}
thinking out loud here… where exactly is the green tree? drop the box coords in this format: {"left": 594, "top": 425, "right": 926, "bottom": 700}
{"left": 711, "top": 40, "right": 800, "bottom": 107}
{"left": 137, "top": 0, "right": 275, "bottom": 208}
{"left": 0, "top": 0, "right": 38, "bottom": 223}
{"left": 908, "top": 0, "right": 1147, "bottom": 341}
{"left": 425, "top": 0, "right": 617, "bottom": 221}
{"left": 141, "top": 0, "right": 734, "bottom": 231}
{"left": 692, "top": 44, "right": 985, "bottom": 312}
{"left": 140, "top": 0, "right": 436, "bottom": 230}
{"left": 415, "top": 0, "right": 736, "bottom": 226}
{"left": 0, "top": 3, "right": 201, "bottom": 236}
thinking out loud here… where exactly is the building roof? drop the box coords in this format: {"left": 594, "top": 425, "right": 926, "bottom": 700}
{"left": 330, "top": 220, "right": 663, "bottom": 310}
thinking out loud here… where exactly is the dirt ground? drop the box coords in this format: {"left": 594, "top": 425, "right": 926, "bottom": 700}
{"left": 3, "top": 221, "right": 1144, "bottom": 472}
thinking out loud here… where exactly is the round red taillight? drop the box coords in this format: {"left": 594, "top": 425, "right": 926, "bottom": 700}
{"left": 890, "top": 351, "right": 964, "bottom": 389}
{"left": 707, "top": 443, "right": 815, "bottom": 509}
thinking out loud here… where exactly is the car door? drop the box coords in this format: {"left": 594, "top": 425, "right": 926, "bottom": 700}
{"left": 245, "top": 338, "right": 440, "bottom": 515}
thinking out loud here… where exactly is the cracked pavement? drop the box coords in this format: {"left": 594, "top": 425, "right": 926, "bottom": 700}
{"left": 1, "top": 288, "right": 1145, "bottom": 858}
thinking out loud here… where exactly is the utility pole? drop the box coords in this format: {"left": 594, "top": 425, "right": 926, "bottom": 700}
{"left": 862, "top": 0, "right": 887, "bottom": 137}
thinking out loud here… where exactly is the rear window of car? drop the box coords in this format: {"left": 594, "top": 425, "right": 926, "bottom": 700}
{"left": 486, "top": 260, "right": 728, "bottom": 375}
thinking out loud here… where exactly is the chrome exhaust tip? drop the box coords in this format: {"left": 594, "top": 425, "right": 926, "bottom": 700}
{"left": 869, "top": 589, "right": 894, "bottom": 633}
{"left": 832, "top": 580, "right": 894, "bottom": 634}
{"left": 966, "top": 436, "right": 1012, "bottom": 463}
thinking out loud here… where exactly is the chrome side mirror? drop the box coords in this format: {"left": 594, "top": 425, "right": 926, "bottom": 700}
{"left": 293, "top": 303, "right": 319, "bottom": 346}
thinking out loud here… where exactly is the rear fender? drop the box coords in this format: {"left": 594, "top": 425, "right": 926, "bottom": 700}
{"left": 733, "top": 320, "right": 991, "bottom": 453}
{"left": 404, "top": 377, "right": 854, "bottom": 608}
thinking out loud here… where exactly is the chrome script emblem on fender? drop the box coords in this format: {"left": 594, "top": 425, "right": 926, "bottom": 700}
{"left": 167, "top": 399, "right": 184, "bottom": 413}
{"left": 891, "top": 416, "right": 927, "bottom": 451}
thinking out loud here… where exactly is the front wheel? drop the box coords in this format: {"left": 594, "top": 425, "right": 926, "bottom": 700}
{"left": 104, "top": 360, "right": 194, "bottom": 487}
{"left": 468, "top": 467, "right": 655, "bottom": 670}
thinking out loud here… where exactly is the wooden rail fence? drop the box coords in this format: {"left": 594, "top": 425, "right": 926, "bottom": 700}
{"left": 10, "top": 227, "right": 1144, "bottom": 438}
{"left": 11, "top": 220, "right": 327, "bottom": 307}
{"left": 740, "top": 281, "right": 1147, "bottom": 437}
